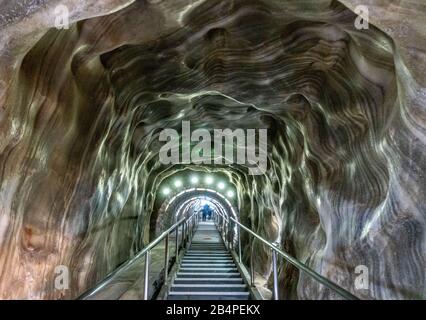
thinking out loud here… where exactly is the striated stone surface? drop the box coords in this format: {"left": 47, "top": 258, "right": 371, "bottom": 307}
{"left": 0, "top": 0, "right": 425, "bottom": 299}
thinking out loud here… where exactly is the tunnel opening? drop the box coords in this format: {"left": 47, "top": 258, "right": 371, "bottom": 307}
{"left": 151, "top": 170, "right": 239, "bottom": 239}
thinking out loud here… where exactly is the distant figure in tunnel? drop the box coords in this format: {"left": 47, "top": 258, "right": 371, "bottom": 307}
{"left": 200, "top": 204, "right": 213, "bottom": 221}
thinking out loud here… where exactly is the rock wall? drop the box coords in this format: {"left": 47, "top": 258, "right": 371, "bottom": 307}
{"left": 0, "top": 0, "right": 424, "bottom": 299}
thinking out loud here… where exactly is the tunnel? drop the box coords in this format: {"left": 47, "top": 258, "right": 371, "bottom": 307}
{"left": 0, "top": 0, "right": 425, "bottom": 301}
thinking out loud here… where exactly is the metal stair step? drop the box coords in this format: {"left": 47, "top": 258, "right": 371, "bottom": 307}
{"left": 184, "top": 254, "right": 230, "bottom": 257}
{"left": 174, "top": 278, "right": 244, "bottom": 284}
{"left": 185, "top": 251, "right": 229, "bottom": 253}
{"left": 176, "top": 272, "right": 241, "bottom": 278}
{"left": 185, "top": 255, "right": 230, "bottom": 258}
{"left": 181, "top": 263, "right": 235, "bottom": 267}
{"left": 182, "top": 258, "right": 233, "bottom": 262}
{"left": 189, "top": 246, "right": 226, "bottom": 248}
{"left": 190, "top": 246, "right": 225, "bottom": 248}
{"left": 191, "top": 242, "right": 225, "bottom": 248}
{"left": 179, "top": 268, "right": 237, "bottom": 273}
{"left": 189, "top": 246, "right": 225, "bottom": 248}
{"left": 186, "top": 249, "right": 227, "bottom": 252}
{"left": 167, "top": 291, "right": 250, "bottom": 300}
{"left": 171, "top": 284, "right": 247, "bottom": 292}
{"left": 186, "top": 253, "right": 228, "bottom": 256}
{"left": 184, "top": 257, "right": 230, "bottom": 260}
{"left": 183, "top": 259, "right": 232, "bottom": 261}
{"left": 187, "top": 247, "right": 227, "bottom": 249}
{"left": 167, "top": 222, "right": 249, "bottom": 300}
{"left": 184, "top": 256, "right": 231, "bottom": 259}
{"left": 167, "top": 295, "right": 250, "bottom": 300}
{"left": 185, "top": 251, "right": 231, "bottom": 256}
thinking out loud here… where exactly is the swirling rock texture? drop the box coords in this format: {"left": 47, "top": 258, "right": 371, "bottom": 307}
{"left": 0, "top": 0, "right": 425, "bottom": 299}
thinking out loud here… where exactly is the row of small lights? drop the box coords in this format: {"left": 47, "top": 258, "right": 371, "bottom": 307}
{"left": 161, "top": 174, "right": 235, "bottom": 198}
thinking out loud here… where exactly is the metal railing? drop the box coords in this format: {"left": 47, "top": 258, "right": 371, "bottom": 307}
{"left": 78, "top": 212, "right": 199, "bottom": 300}
{"left": 214, "top": 210, "right": 359, "bottom": 300}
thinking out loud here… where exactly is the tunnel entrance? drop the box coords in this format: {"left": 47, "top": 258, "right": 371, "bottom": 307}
{"left": 153, "top": 187, "right": 238, "bottom": 239}
{"left": 150, "top": 170, "right": 238, "bottom": 240}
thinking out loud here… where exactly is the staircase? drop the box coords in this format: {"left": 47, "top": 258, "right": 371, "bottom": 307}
{"left": 167, "top": 221, "right": 251, "bottom": 300}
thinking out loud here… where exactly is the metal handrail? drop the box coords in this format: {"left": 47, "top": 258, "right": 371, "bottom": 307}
{"left": 78, "top": 212, "right": 199, "bottom": 300}
{"left": 214, "top": 210, "right": 359, "bottom": 300}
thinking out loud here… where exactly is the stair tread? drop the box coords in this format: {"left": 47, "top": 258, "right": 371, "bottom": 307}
{"left": 172, "top": 284, "right": 246, "bottom": 287}
{"left": 167, "top": 222, "right": 249, "bottom": 300}
{"left": 187, "top": 252, "right": 227, "bottom": 254}
{"left": 182, "top": 259, "right": 233, "bottom": 261}
{"left": 169, "top": 291, "right": 250, "bottom": 295}
{"left": 180, "top": 268, "right": 237, "bottom": 270}
{"left": 175, "top": 278, "right": 243, "bottom": 281}
{"left": 177, "top": 272, "right": 241, "bottom": 275}
{"left": 185, "top": 251, "right": 231, "bottom": 256}
{"left": 181, "top": 264, "right": 235, "bottom": 266}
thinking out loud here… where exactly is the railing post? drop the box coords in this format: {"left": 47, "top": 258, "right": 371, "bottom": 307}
{"left": 190, "top": 218, "right": 194, "bottom": 244}
{"left": 238, "top": 225, "right": 242, "bottom": 263}
{"left": 224, "top": 220, "right": 228, "bottom": 249}
{"left": 226, "top": 221, "right": 229, "bottom": 247}
{"left": 226, "top": 220, "right": 229, "bottom": 248}
{"left": 272, "top": 250, "right": 279, "bottom": 300}
{"left": 185, "top": 220, "right": 189, "bottom": 242}
{"left": 193, "top": 216, "right": 196, "bottom": 236}
{"left": 230, "top": 222, "right": 232, "bottom": 248}
{"left": 143, "top": 250, "right": 150, "bottom": 300}
{"left": 222, "top": 217, "right": 225, "bottom": 235}
{"left": 175, "top": 226, "right": 179, "bottom": 264}
{"left": 181, "top": 222, "right": 185, "bottom": 248}
{"left": 164, "top": 235, "right": 169, "bottom": 284}
{"left": 250, "top": 239, "right": 255, "bottom": 287}
{"left": 221, "top": 216, "right": 224, "bottom": 232}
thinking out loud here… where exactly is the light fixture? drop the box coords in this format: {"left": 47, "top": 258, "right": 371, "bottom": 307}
{"left": 190, "top": 175, "right": 199, "bottom": 184}
{"left": 204, "top": 175, "right": 214, "bottom": 185}
{"left": 226, "top": 190, "right": 235, "bottom": 198}
{"left": 162, "top": 187, "right": 171, "bottom": 196}
{"left": 217, "top": 181, "right": 225, "bottom": 190}
{"left": 174, "top": 179, "right": 183, "bottom": 188}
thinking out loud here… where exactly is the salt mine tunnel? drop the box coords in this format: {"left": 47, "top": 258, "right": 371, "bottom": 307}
{"left": 0, "top": 0, "right": 425, "bottom": 301}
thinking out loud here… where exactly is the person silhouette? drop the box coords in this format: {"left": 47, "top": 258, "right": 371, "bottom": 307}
{"left": 200, "top": 204, "right": 211, "bottom": 221}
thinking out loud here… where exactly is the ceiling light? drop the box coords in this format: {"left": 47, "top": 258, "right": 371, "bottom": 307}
{"left": 174, "top": 179, "right": 183, "bottom": 188}
{"left": 217, "top": 181, "right": 225, "bottom": 190}
{"left": 204, "top": 175, "right": 214, "bottom": 185}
